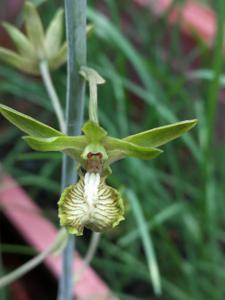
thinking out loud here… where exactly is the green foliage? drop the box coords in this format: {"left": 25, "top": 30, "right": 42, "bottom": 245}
{"left": 0, "top": 0, "right": 224, "bottom": 299}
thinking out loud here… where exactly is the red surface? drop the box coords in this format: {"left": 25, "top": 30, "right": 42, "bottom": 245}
{"left": 0, "top": 176, "right": 116, "bottom": 300}
{"left": 135, "top": 0, "right": 220, "bottom": 49}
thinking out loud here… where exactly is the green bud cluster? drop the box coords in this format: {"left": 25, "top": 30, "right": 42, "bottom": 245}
{"left": 0, "top": 2, "right": 67, "bottom": 74}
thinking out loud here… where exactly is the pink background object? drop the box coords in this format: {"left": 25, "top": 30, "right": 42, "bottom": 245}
{"left": 0, "top": 175, "right": 117, "bottom": 300}
{"left": 135, "top": 0, "right": 218, "bottom": 49}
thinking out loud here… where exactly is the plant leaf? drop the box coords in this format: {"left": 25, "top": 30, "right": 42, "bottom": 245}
{"left": 104, "top": 136, "right": 162, "bottom": 163}
{"left": 23, "top": 135, "right": 87, "bottom": 161}
{"left": 127, "top": 190, "right": 162, "bottom": 296}
{"left": 124, "top": 119, "right": 197, "bottom": 147}
{"left": 45, "top": 9, "right": 64, "bottom": 58}
{"left": 2, "top": 22, "right": 35, "bottom": 58}
{"left": 0, "top": 104, "right": 62, "bottom": 137}
{"left": 24, "top": 2, "right": 45, "bottom": 58}
{"left": 0, "top": 47, "right": 38, "bottom": 74}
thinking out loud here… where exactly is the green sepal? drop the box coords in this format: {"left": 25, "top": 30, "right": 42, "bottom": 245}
{"left": 0, "top": 104, "right": 62, "bottom": 137}
{"left": 2, "top": 22, "right": 35, "bottom": 58}
{"left": 0, "top": 47, "right": 37, "bottom": 74}
{"left": 24, "top": 1, "right": 45, "bottom": 58}
{"left": 82, "top": 120, "right": 107, "bottom": 143}
{"left": 103, "top": 136, "right": 162, "bottom": 163}
{"left": 48, "top": 42, "right": 67, "bottom": 70}
{"left": 23, "top": 135, "right": 87, "bottom": 161}
{"left": 124, "top": 119, "right": 197, "bottom": 147}
{"left": 45, "top": 9, "right": 64, "bottom": 59}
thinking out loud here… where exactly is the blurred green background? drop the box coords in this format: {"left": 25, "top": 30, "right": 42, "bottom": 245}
{"left": 1, "top": 0, "right": 225, "bottom": 299}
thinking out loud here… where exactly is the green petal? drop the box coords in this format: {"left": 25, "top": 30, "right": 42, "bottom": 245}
{"left": 82, "top": 120, "right": 107, "bottom": 143}
{"left": 48, "top": 42, "right": 67, "bottom": 69}
{"left": 24, "top": 2, "right": 45, "bottom": 58}
{"left": 45, "top": 9, "right": 64, "bottom": 58}
{"left": 0, "top": 47, "right": 38, "bottom": 74}
{"left": 124, "top": 119, "right": 197, "bottom": 147}
{"left": 58, "top": 174, "right": 125, "bottom": 236}
{"left": 24, "top": 135, "right": 87, "bottom": 161}
{"left": 0, "top": 104, "right": 62, "bottom": 137}
{"left": 103, "top": 136, "right": 162, "bottom": 163}
{"left": 2, "top": 22, "right": 35, "bottom": 58}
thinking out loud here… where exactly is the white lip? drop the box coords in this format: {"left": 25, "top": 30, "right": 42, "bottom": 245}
{"left": 84, "top": 172, "right": 100, "bottom": 208}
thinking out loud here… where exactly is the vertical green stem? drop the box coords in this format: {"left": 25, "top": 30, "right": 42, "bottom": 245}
{"left": 204, "top": 0, "right": 225, "bottom": 227}
{"left": 39, "top": 60, "right": 66, "bottom": 133}
{"left": 206, "top": 1, "right": 225, "bottom": 146}
{"left": 58, "top": 1, "right": 86, "bottom": 300}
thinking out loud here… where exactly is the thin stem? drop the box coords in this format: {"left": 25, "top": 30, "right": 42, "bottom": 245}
{"left": 58, "top": 1, "right": 87, "bottom": 300}
{"left": 0, "top": 228, "right": 67, "bottom": 289}
{"left": 89, "top": 82, "right": 98, "bottom": 124}
{"left": 39, "top": 60, "right": 66, "bottom": 133}
{"left": 74, "top": 232, "right": 101, "bottom": 282}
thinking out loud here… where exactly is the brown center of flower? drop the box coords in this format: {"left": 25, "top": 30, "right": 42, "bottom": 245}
{"left": 86, "top": 152, "right": 103, "bottom": 173}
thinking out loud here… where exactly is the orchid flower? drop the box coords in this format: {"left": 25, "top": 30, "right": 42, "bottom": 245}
{"left": 0, "top": 67, "right": 197, "bottom": 235}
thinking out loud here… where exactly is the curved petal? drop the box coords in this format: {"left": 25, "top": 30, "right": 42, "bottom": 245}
{"left": 124, "top": 120, "right": 197, "bottom": 147}
{"left": 23, "top": 135, "right": 87, "bottom": 161}
{"left": 103, "top": 136, "right": 162, "bottom": 164}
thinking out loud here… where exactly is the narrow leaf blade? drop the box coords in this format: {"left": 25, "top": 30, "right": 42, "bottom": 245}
{"left": 124, "top": 120, "right": 197, "bottom": 147}
{"left": 0, "top": 104, "right": 62, "bottom": 137}
{"left": 127, "top": 190, "right": 162, "bottom": 296}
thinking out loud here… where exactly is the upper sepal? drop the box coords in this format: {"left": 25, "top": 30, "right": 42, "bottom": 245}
{"left": 82, "top": 120, "right": 107, "bottom": 143}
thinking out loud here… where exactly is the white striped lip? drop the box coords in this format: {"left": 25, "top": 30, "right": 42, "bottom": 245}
{"left": 84, "top": 172, "right": 100, "bottom": 208}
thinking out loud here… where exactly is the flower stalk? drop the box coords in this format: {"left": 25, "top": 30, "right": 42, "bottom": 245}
{"left": 39, "top": 60, "right": 66, "bottom": 133}
{"left": 58, "top": 1, "right": 87, "bottom": 300}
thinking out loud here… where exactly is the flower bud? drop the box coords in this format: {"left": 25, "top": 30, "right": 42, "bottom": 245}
{"left": 0, "top": 2, "right": 67, "bottom": 74}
